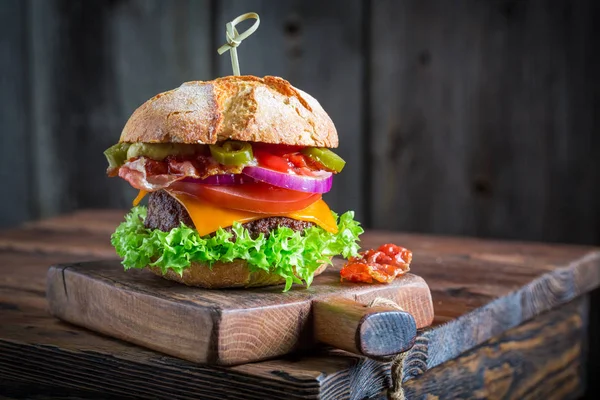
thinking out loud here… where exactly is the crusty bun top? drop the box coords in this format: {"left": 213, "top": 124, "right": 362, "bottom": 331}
{"left": 119, "top": 75, "right": 338, "bottom": 148}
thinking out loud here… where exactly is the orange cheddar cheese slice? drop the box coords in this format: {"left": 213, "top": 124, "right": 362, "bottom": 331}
{"left": 133, "top": 190, "right": 338, "bottom": 236}
{"left": 133, "top": 190, "right": 148, "bottom": 206}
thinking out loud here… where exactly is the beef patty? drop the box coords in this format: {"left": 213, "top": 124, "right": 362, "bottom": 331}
{"left": 144, "top": 190, "right": 315, "bottom": 238}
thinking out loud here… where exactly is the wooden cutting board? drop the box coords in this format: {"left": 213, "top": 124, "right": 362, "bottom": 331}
{"left": 46, "top": 259, "right": 434, "bottom": 366}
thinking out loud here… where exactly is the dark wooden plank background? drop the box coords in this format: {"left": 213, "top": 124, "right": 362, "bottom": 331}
{"left": 1, "top": 0, "right": 598, "bottom": 246}
{"left": 370, "top": 0, "right": 600, "bottom": 244}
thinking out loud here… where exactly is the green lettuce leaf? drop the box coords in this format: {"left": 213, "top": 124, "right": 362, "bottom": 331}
{"left": 111, "top": 206, "right": 364, "bottom": 291}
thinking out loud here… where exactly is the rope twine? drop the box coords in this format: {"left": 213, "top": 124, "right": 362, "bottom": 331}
{"left": 217, "top": 12, "right": 261, "bottom": 76}
{"left": 368, "top": 297, "right": 407, "bottom": 400}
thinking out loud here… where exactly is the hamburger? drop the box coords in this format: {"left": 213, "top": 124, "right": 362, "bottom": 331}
{"left": 105, "top": 76, "right": 363, "bottom": 290}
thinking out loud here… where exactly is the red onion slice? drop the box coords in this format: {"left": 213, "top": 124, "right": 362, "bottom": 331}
{"left": 242, "top": 166, "right": 332, "bottom": 193}
{"left": 182, "top": 174, "right": 254, "bottom": 185}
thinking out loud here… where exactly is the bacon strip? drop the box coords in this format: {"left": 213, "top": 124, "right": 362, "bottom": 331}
{"left": 118, "top": 156, "right": 244, "bottom": 191}
{"left": 340, "top": 244, "right": 412, "bottom": 284}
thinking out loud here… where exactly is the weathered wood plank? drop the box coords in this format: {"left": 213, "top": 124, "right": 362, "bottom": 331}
{"left": 0, "top": 250, "right": 87, "bottom": 293}
{"left": 216, "top": 0, "right": 366, "bottom": 221}
{"left": 28, "top": 0, "right": 213, "bottom": 218}
{"left": 23, "top": 209, "right": 127, "bottom": 235}
{"left": 402, "top": 296, "right": 587, "bottom": 400}
{"left": 0, "top": 225, "right": 115, "bottom": 258}
{"left": 0, "top": 0, "right": 32, "bottom": 228}
{"left": 369, "top": 0, "right": 600, "bottom": 244}
{"left": 30, "top": 0, "right": 119, "bottom": 216}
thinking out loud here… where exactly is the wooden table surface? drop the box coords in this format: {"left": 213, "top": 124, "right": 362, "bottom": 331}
{"left": 1, "top": 210, "right": 599, "bottom": 399}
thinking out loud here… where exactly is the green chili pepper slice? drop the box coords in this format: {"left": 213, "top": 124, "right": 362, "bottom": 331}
{"left": 301, "top": 147, "right": 346, "bottom": 173}
{"left": 209, "top": 141, "right": 254, "bottom": 166}
{"left": 126, "top": 143, "right": 199, "bottom": 161}
{"left": 104, "top": 143, "right": 131, "bottom": 170}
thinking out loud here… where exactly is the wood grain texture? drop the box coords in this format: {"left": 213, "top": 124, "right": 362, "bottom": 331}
{"left": 0, "top": 225, "right": 116, "bottom": 258}
{"left": 0, "top": 250, "right": 90, "bottom": 293}
{"left": 23, "top": 209, "right": 127, "bottom": 235}
{"left": 2, "top": 210, "right": 600, "bottom": 398}
{"left": 30, "top": 0, "right": 122, "bottom": 217}
{"left": 369, "top": 0, "right": 600, "bottom": 244}
{"left": 313, "top": 297, "right": 416, "bottom": 357}
{"left": 27, "top": 0, "right": 213, "bottom": 220}
{"left": 0, "top": 0, "right": 32, "bottom": 228}
{"left": 46, "top": 261, "right": 433, "bottom": 365}
{"left": 217, "top": 0, "right": 365, "bottom": 221}
{"left": 402, "top": 296, "right": 588, "bottom": 400}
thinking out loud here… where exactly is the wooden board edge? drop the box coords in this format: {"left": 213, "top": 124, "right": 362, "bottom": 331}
{"left": 46, "top": 264, "right": 70, "bottom": 318}
{"left": 217, "top": 301, "right": 313, "bottom": 366}
{"left": 46, "top": 263, "right": 218, "bottom": 364}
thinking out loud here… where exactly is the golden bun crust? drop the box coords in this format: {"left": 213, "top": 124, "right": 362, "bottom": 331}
{"left": 147, "top": 259, "right": 328, "bottom": 289}
{"left": 120, "top": 75, "right": 338, "bottom": 148}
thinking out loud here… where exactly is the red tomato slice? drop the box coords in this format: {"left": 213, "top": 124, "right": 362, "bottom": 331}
{"left": 255, "top": 150, "right": 323, "bottom": 177}
{"left": 170, "top": 182, "right": 321, "bottom": 213}
{"left": 287, "top": 153, "right": 308, "bottom": 168}
{"left": 254, "top": 150, "right": 292, "bottom": 173}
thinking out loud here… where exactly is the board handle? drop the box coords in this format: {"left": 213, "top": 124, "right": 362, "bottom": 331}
{"left": 313, "top": 297, "right": 416, "bottom": 358}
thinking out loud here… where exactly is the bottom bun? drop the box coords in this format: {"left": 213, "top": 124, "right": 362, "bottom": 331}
{"left": 147, "top": 259, "right": 329, "bottom": 289}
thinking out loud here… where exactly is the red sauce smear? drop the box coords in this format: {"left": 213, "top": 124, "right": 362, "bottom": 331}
{"left": 340, "top": 243, "right": 412, "bottom": 284}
